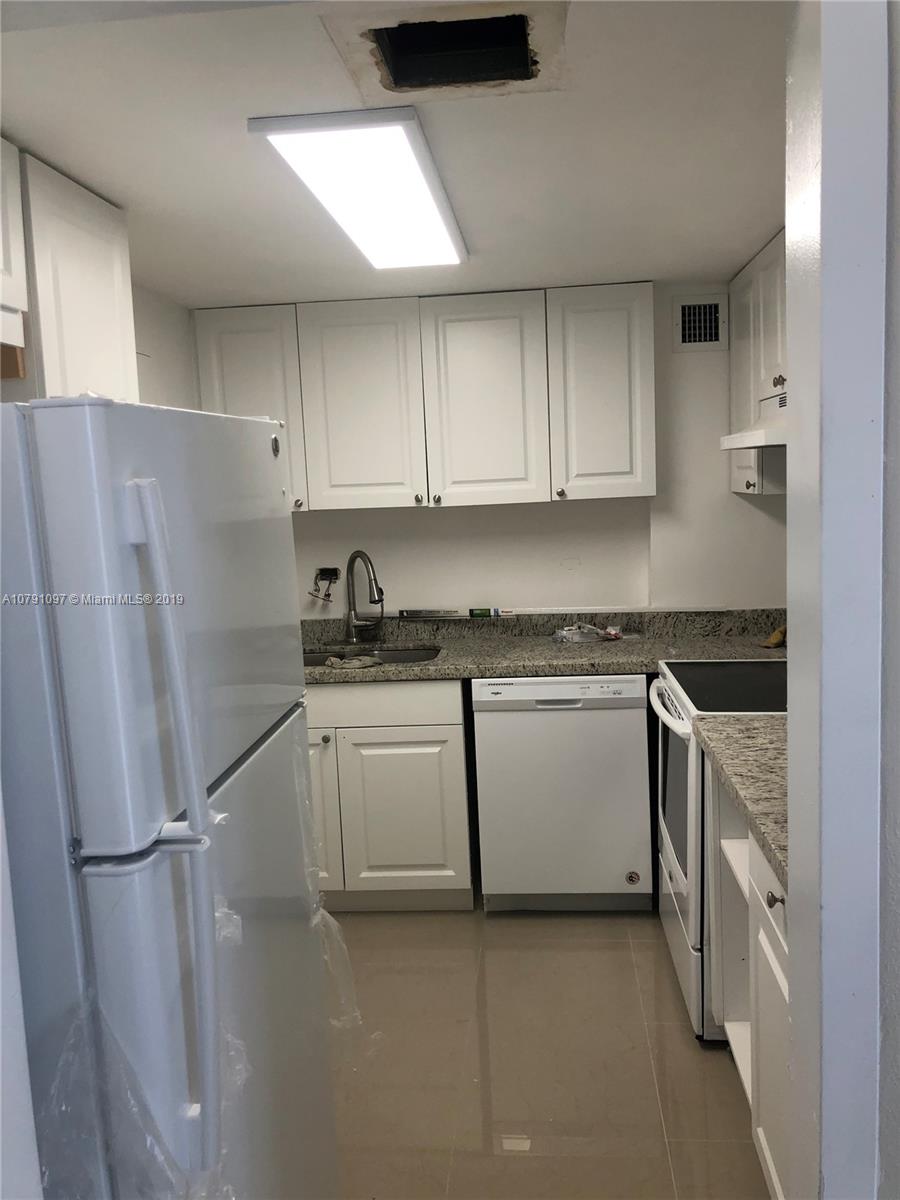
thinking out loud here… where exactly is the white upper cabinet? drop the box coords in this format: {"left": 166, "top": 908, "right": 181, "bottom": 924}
{"left": 754, "top": 231, "right": 787, "bottom": 403}
{"left": 420, "top": 290, "right": 550, "bottom": 507}
{"left": 1, "top": 139, "right": 28, "bottom": 346}
{"left": 727, "top": 232, "right": 788, "bottom": 495}
{"left": 297, "top": 298, "right": 427, "bottom": 510}
{"left": 23, "top": 155, "right": 138, "bottom": 403}
{"left": 728, "top": 270, "right": 761, "bottom": 495}
{"left": 547, "top": 283, "right": 656, "bottom": 499}
{"left": 195, "top": 305, "right": 308, "bottom": 510}
{"left": 728, "top": 230, "right": 787, "bottom": 421}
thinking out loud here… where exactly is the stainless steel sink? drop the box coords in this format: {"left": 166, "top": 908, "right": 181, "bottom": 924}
{"left": 303, "top": 645, "right": 441, "bottom": 668}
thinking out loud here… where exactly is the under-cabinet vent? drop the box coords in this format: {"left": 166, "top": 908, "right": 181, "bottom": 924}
{"left": 371, "top": 14, "right": 535, "bottom": 90}
{"left": 673, "top": 294, "right": 729, "bottom": 352}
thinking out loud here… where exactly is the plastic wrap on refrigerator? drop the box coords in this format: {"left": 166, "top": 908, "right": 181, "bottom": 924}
{"left": 293, "top": 720, "right": 362, "bottom": 1036}
{"left": 36, "top": 992, "right": 250, "bottom": 1200}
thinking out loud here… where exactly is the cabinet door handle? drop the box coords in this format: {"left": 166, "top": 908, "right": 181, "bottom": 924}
{"left": 766, "top": 890, "right": 785, "bottom": 909}
{"left": 432, "top": 494, "right": 442, "bottom": 504}
{"left": 745, "top": 479, "right": 757, "bottom": 490}
{"left": 556, "top": 488, "right": 566, "bottom": 498}
{"left": 320, "top": 734, "right": 331, "bottom": 745}
{"left": 294, "top": 498, "right": 304, "bottom": 509}
{"left": 414, "top": 493, "right": 423, "bottom": 504}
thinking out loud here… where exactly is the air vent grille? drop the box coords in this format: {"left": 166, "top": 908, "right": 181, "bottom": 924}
{"left": 681, "top": 303, "right": 719, "bottom": 344}
{"left": 673, "top": 294, "right": 729, "bottom": 352}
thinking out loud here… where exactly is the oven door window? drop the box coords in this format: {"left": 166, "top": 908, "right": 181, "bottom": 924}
{"left": 661, "top": 725, "right": 690, "bottom": 879}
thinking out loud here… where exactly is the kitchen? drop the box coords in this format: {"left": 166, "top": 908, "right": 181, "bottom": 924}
{"left": 0, "top": 4, "right": 895, "bottom": 1200}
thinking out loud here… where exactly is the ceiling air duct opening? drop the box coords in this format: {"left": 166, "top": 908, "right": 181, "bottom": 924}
{"left": 371, "top": 13, "right": 535, "bottom": 90}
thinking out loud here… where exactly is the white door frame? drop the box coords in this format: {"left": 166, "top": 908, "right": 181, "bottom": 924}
{"left": 785, "top": 3, "right": 889, "bottom": 1197}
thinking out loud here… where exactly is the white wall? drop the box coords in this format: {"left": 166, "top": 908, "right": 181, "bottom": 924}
{"left": 295, "top": 499, "right": 650, "bottom": 617}
{"left": 132, "top": 283, "right": 199, "bottom": 409}
{"left": 786, "top": 4, "right": 889, "bottom": 1197}
{"left": 295, "top": 284, "right": 786, "bottom": 617}
{"left": 879, "top": 7, "right": 900, "bottom": 1196}
{"left": 649, "top": 287, "right": 787, "bottom": 608}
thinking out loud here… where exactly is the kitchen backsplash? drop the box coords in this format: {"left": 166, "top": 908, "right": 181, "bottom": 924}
{"left": 302, "top": 608, "right": 787, "bottom": 647}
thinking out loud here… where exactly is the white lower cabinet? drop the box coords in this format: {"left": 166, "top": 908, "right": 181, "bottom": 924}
{"left": 707, "top": 763, "right": 790, "bottom": 1200}
{"left": 749, "top": 839, "right": 790, "bottom": 1200}
{"left": 305, "top": 682, "right": 471, "bottom": 903}
{"left": 307, "top": 729, "right": 344, "bottom": 891}
{"left": 337, "top": 725, "right": 470, "bottom": 891}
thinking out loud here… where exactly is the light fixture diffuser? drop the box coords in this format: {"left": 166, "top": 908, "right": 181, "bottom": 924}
{"left": 248, "top": 108, "right": 466, "bottom": 269}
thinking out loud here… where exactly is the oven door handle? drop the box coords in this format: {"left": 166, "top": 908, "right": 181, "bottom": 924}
{"left": 649, "top": 679, "right": 692, "bottom": 740}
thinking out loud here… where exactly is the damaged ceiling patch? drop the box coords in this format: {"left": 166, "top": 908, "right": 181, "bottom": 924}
{"left": 322, "top": 2, "right": 568, "bottom": 104}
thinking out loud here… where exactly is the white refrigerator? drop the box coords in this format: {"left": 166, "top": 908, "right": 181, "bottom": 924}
{"left": 1, "top": 397, "right": 338, "bottom": 1198}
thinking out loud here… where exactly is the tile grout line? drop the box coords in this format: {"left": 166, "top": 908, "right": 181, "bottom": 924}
{"left": 628, "top": 929, "right": 680, "bottom": 1200}
{"left": 444, "top": 936, "right": 485, "bottom": 1198}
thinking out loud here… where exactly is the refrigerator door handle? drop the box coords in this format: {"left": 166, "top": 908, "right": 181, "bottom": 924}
{"left": 126, "top": 478, "right": 208, "bottom": 834}
{"left": 166, "top": 836, "right": 220, "bottom": 1175}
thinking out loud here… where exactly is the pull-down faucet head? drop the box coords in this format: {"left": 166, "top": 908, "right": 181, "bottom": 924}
{"left": 345, "top": 550, "right": 385, "bottom": 643}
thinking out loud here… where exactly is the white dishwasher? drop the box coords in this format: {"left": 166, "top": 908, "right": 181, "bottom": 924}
{"left": 473, "top": 675, "right": 651, "bottom": 911}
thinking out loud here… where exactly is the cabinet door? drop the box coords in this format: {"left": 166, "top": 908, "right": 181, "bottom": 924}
{"left": 297, "top": 298, "right": 427, "bottom": 509}
{"left": 420, "top": 290, "right": 550, "bottom": 506}
{"left": 1, "top": 140, "right": 28, "bottom": 344}
{"left": 23, "top": 155, "right": 139, "bottom": 403}
{"left": 750, "top": 893, "right": 791, "bottom": 1200}
{"left": 195, "top": 305, "right": 308, "bottom": 510}
{"left": 547, "top": 283, "right": 656, "bottom": 499}
{"left": 337, "top": 725, "right": 470, "bottom": 891}
{"left": 308, "top": 729, "right": 344, "bottom": 891}
{"left": 728, "top": 269, "right": 762, "bottom": 494}
{"left": 755, "top": 231, "right": 787, "bottom": 403}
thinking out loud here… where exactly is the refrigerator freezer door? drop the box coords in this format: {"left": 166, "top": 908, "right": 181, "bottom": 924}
{"left": 81, "top": 839, "right": 219, "bottom": 1187}
{"left": 27, "top": 398, "right": 304, "bottom": 855}
{"left": 209, "top": 705, "right": 338, "bottom": 1199}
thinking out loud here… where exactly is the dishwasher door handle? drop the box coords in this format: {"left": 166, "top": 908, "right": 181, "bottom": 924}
{"left": 533, "top": 699, "right": 584, "bottom": 709}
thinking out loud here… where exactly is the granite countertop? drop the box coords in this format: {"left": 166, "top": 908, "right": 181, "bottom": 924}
{"left": 693, "top": 714, "right": 788, "bottom": 889}
{"left": 303, "top": 634, "right": 784, "bottom": 683}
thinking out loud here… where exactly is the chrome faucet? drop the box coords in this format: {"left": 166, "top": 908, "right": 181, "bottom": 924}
{"left": 344, "top": 550, "right": 385, "bottom": 643}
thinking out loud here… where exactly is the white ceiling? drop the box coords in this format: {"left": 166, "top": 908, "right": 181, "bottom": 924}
{"left": 0, "top": 0, "right": 788, "bottom": 308}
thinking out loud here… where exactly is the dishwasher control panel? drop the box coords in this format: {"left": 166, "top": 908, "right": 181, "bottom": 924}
{"left": 472, "top": 675, "right": 646, "bottom": 710}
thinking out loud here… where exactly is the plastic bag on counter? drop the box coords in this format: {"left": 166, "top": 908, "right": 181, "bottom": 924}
{"left": 552, "top": 621, "right": 623, "bottom": 642}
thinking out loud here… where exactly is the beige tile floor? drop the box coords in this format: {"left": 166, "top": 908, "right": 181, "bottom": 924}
{"left": 330, "top": 911, "right": 769, "bottom": 1200}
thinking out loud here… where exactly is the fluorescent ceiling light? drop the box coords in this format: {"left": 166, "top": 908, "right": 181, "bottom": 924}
{"left": 248, "top": 108, "right": 466, "bottom": 270}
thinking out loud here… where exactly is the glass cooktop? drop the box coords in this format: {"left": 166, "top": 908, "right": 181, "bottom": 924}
{"left": 664, "top": 660, "right": 787, "bottom": 713}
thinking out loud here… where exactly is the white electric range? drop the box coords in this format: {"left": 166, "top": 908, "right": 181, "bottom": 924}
{"left": 650, "top": 659, "right": 787, "bottom": 1038}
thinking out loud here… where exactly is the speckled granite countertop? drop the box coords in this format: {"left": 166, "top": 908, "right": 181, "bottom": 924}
{"left": 303, "top": 633, "right": 785, "bottom": 684}
{"left": 694, "top": 715, "right": 788, "bottom": 888}
{"left": 303, "top": 610, "right": 786, "bottom": 684}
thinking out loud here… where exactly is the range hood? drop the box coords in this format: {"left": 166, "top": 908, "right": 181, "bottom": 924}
{"left": 721, "top": 394, "right": 787, "bottom": 450}
{"left": 720, "top": 425, "right": 787, "bottom": 450}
